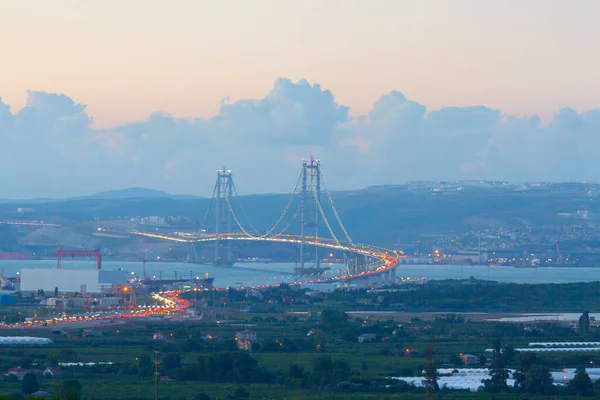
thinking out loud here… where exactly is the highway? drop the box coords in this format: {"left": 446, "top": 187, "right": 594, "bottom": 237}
{"left": 129, "top": 231, "right": 401, "bottom": 285}
{"left": 0, "top": 290, "right": 189, "bottom": 330}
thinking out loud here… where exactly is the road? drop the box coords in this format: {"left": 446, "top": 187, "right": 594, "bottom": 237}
{"left": 0, "top": 290, "right": 188, "bottom": 330}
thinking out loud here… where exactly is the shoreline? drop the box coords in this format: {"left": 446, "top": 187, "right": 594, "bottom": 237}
{"left": 18, "top": 258, "right": 595, "bottom": 268}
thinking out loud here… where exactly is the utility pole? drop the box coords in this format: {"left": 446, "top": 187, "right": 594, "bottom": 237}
{"left": 424, "top": 343, "right": 436, "bottom": 400}
{"left": 153, "top": 351, "right": 160, "bottom": 400}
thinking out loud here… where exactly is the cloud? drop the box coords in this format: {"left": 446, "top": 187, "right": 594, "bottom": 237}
{"left": 0, "top": 78, "right": 598, "bottom": 198}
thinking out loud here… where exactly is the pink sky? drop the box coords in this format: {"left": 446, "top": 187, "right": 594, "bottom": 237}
{"left": 1, "top": 0, "right": 599, "bottom": 128}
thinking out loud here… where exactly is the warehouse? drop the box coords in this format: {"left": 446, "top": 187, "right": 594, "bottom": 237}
{"left": 19, "top": 269, "right": 127, "bottom": 294}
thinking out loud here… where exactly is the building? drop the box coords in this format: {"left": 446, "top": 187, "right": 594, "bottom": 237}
{"left": 67, "top": 297, "right": 89, "bottom": 308}
{"left": 19, "top": 269, "right": 127, "bottom": 294}
{"left": 45, "top": 298, "right": 65, "bottom": 307}
{"left": 460, "top": 354, "right": 480, "bottom": 366}
{"left": 450, "top": 251, "right": 482, "bottom": 264}
{"left": 0, "top": 291, "right": 16, "bottom": 305}
{"left": 235, "top": 330, "right": 257, "bottom": 351}
{"left": 140, "top": 216, "right": 166, "bottom": 226}
{"left": 8, "top": 367, "right": 29, "bottom": 380}
{"left": 358, "top": 333, "right": 377, "bottom": 343}
{"left": 96, "top": 297, "right": 122, "bottom": 307}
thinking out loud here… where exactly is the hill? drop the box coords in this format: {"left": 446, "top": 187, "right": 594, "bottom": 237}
{"left": 0, "top": 185, "right": 593, "bottom": 247}
{"left": 0, "top": 188, "right": 201, "bottom": 204}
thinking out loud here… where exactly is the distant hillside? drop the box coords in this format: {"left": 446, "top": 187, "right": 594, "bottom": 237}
{"left": 0, "top": 186, "right": 594, "bottom": 247}
{"left": 73, "top": 188, "right": 202, "bottom": 200}
{"left": 0, "top": 188, "right": 202, "bottom": 204}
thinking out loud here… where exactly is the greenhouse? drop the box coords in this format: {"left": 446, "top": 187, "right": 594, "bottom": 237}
{"left": 0, "top": 336, "right": 53, "bottom": 345}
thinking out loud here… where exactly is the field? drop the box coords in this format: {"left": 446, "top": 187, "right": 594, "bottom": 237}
{"left": 1, "top": 302, "right": 599, "bottom": 400}
{"left": 4, "top": 282, "right": 600, "bottom": 399}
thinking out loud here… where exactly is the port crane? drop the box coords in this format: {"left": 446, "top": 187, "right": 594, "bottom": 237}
{"left": 115, "top": 285, "right": 137, "bottom": 307}
{"left": 55, "top": 249, "right": 102, "bottom": 269}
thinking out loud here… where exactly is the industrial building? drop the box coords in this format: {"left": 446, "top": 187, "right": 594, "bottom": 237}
{"left": 19, "top": 269, "right": 127, "bottom": 294}
{"left": 0, "top": 290, "right": 16, "bottom": 305}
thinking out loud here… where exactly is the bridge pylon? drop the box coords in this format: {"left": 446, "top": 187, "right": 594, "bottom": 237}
{"left": 214, "top": 166, "right": 234, "bottom": 265}
{"left": 298, "top": 155, "right": 322, "bottom": 274}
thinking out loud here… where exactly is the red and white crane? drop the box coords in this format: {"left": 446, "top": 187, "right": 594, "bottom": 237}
{"left": 54, "top": 248, "right": 102, "bottom": 269}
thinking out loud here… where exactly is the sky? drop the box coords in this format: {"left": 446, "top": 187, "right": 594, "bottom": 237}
{"left": 0, "top": 0, "right": 599, "bottom": 198}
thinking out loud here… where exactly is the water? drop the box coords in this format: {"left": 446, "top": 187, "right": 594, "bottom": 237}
{"left": 394, "top": 264, "right": 600, "bottom": 284}
{"left": 0, "top": 260, "right": 346, "bottom": 288}
{"left": 2, "top": 261, "right": 600, "bottom": 288}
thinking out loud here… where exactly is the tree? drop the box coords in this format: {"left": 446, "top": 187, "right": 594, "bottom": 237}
{"left": 502, "top": 344, "right": 515, "bottom": 364}
{"left": 361, "top": 361, "right": 368, "bottom": 373}
{"left": 194, "top": 394, "right": 212, "bottom": 400}
{"left": 138, "top": 353, "right": 152, "bottom": 367}
{"left": 568, "top": 369, "right": 593, "bottom": 396}
{"left": 320, "top": 309, "right": 348, "bottom": 327}
{"left": 20, "top": 373, "right": 39, "bottom": 395}
{"left": 288, "top": 364, "right": 305, "bottom": 379}
{"left": 484, "top": 340, "right": 509, "bottom": 392}
{"left": 162, "top": 353, "right": 182, "bottom": 372}
{"left": 514, "top": 364, "right": 554, "bottom": 395}
{"left": 55, "top": 379, "right": 82, "bottom": 399}
{"left": 449, "top": 354, "right": 462, "bottom": 367}
{"left": 233, "top": 387, "right": 249, "bottom": 398}
{"left": 580, "top": 311, "right": 590, "bottom": 333}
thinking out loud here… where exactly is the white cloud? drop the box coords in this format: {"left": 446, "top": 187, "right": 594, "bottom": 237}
{"left": 0, "top": 79, "right": 598, "bottom": 198}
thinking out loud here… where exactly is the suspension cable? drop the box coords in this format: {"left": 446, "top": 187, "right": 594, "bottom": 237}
{"left": 319, "top": 167, "right": 354, "bottom": 245}
{"left": 203, "top": 179, "right": 219, "bottom": 222}
{"left": 223, "top": 170, "right": 304, "bottom": 239}
{"left": 245, "top": 171, "right": 303, "bottom": 238}
{"left": 258, "top": 171, "right": 303, "bottom": 237}
{"left": 199, "top": 178, "right": 220, "bottom": 236}
{"left": 311, "top": 184, "right": 341, "bottom": 246}
{"left": 223, "top": 193, "right": 256, "bottom": 237}
{"left": 231, "top": 180, "right": 261, "bottom": 235}
{"left": 272, "top": 204, "right": 301, "bottom": 237}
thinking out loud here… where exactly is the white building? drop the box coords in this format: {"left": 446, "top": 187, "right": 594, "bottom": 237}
{"left": 140, "top": 216, "right": 166, "bottom": 226}
{"left": 20, "top": 269, "right": 127, "bottom": 294}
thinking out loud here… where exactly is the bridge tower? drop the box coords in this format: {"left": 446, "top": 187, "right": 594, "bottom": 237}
{"left": 299, "top": 155, "right": 321, "bottom": 272}
{"left": 214, "top": 166, "right": 234, "bottom": 265}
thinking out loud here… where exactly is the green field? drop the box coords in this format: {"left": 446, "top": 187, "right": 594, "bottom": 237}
{"left": 3, "top": 282, "right": 600, "bottom": 399}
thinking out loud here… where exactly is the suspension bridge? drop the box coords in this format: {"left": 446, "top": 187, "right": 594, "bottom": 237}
{"left": 132, "top": 156, "right": 400, "bottom": 286}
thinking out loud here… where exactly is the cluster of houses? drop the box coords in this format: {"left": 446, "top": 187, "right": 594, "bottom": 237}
{"left": 5, "top": 366, "right": 63, "bottom": 380}
{"left": 153, "top": 330, "right": 220, "bottom": 342}
{"left": 153, "top": 329, "right": 259, "bottom": 351}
